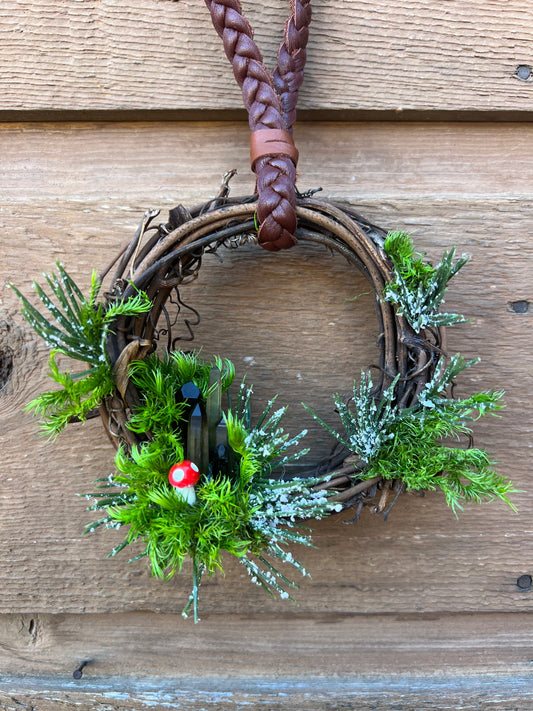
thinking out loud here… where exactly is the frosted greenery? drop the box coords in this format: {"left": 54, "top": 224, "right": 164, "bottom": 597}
{"left": 12, "top": 249, "right": 514, "bottom": 621}
{"left": 8, "top": 264, "right": 151, "bottom": 436}
{"left": 383, "top": 231, "right": 470, "bottom": 332}
{"left": 306, "top": 356, "right": 514, "bottom": 516}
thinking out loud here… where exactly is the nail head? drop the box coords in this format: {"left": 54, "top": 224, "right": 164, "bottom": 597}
{"left": 73, "top": 660, "right": 90, "bottom": 679}
{"left": 516, "top": 65, "right": 531, "bottom": 81}
{"left": 517, "top": 574, "right": 532, "bottom": 590}
{"left": 510, "top": 300, "right": 529, "bottom": 314}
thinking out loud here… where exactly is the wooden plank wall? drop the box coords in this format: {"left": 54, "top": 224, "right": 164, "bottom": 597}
{"left": 1, "top": 1, "right": 532, "bottom": 708}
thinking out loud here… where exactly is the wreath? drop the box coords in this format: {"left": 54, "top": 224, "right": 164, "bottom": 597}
{"left": 9, "top": 1, "right": 515, "bottom": 622}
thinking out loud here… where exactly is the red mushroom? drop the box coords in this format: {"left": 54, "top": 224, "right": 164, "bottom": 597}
{"left": 168, "top": 461, "right": 200, "bottom": 505}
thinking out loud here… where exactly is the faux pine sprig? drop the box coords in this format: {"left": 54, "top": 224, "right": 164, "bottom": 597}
{"left": 10, "top": 264, "right": 151, "bottom": 367}
{"left": 305, "top": 356, "right": 513, "bottom": 515}
{"left": 383, "top": 231, "right": 470, "bottom": 332}
{"left": 9, "top": 264, "right": 151, "bottom": 436}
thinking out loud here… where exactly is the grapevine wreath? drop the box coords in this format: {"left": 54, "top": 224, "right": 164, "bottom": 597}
{"left": 11, "top": 1, "right": 514, "bottom": 621}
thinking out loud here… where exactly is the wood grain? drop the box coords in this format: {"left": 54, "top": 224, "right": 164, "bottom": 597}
{"left": 1, "top": 121, "right": 531, "bottom": 618}
{"left": 6, "top": 610, "right": 533, "bottom": 676}
{"left": 1, "top": 674, "right": 532, "bottom": 710}
{"left": 3, "top": 121, "right": 533, "bottom": 202}
{"left": 0, "top": 613, "right": 533, "bottom": 708}
{"left": 1, "top": 1, "right": 532, "bottom": 116}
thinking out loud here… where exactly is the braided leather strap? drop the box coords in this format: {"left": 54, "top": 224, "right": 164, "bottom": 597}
{"left": 273, "top": 0, "right": 312, "bottom": 132}
{"left": 204, "top": 0, "right": 311, "bottom": 251}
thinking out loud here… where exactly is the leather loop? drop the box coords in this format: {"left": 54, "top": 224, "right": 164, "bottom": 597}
{"left": 250, "top": 129, "right": 299, "bottom": 170}
{"left": 204, "top": 1, "right": 312, "bottom": 250}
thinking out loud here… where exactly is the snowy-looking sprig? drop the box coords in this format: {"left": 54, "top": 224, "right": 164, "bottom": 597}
{"left": 304, "top": 373, "right": 398, "bottom": 462}
{"left": 306, "top": 357, "right": 514, "bottom": 515}
{"left": 383, "top": 231, "right": 470, "bottom": 332}
{"left": 229, "top": 384, "right": 309, "bottom": 470}
{"left": 241, "top": 475, "right": 342, "bottom": 600}
{"left": 8, "top": 264, "right": 151, "bottom": 436}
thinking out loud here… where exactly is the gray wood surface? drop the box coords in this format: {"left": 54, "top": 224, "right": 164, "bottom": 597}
{"left": 1, "top": 674, "right": 532, "bottom": 710}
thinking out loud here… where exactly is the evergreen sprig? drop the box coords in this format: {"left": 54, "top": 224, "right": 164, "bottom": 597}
{"left": 383, "top": 231, "right": 470, "bottom": 332}
{"left": 9, "top": 265, "right": 151, "bottom": 437}
{"left": 10, "top": 264, "right": 150, "bottom": 366}
{"left": 226, "top": 395, "right": 309, "bottom": 473}
{"left": 306, "top": 357, "right": 513, "bottom": 515}
{"left": 27, "top": 351, "right": 117, "bottom": 436}
{"left": 303, "top": 373, "right": 399, "bottom": 462}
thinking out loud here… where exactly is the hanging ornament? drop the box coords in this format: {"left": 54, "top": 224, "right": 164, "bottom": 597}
{"left": 9, "top": 0, "right": 515, "bottom": 622}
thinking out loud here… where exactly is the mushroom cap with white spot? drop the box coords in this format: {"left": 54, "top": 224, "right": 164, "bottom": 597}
{"left": 169, "top": 461, "right": 200, "bottom": 488}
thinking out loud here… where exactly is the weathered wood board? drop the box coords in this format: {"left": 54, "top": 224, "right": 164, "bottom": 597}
{"left": 1, "top": 0, "right": 532, "bottom": 116}
{"left": 4, "top": 610, "right": 533, "bottom": 678}
{"left": 1, "top": 121, "right": 532, "bottom": 625}
{"left": 1, "top": 612, "right": 533, "bottom": 708}
{"left": 1, "top": 672, "right": 532, "bottom": 710}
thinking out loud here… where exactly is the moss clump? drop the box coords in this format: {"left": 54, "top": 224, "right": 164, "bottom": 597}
{"left": 86, "top": 352, "right": 340, "bottom": 621}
